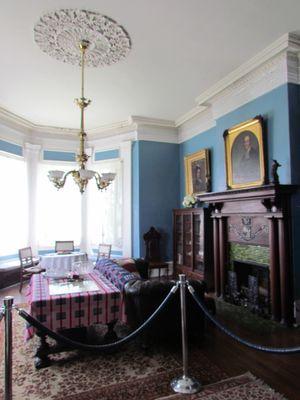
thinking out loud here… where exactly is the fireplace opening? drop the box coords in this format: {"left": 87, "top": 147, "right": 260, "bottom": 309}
{"left": 226, "top": 260, "right": 270, "bottom": 318}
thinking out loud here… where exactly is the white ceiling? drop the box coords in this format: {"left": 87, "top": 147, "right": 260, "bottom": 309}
{"left": 1, "top": 0, "right": 300, "bottom": 131}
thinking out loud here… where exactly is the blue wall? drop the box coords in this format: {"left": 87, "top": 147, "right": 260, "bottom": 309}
{"left": 132, "top": 140, "right": 180, "bottom": 260}
{"left": 179, "top": 83, "right": 300, "bottom": 296}
{"left": 179, "top": 84, "right": 291, "bottom": 200}
{"left": 43, "top": 150, "right": 76, "bottom": 162}
{"left": 94, "top": 149, "right": 119, "bottom": 161}
{"left": 0, "top": 139, "right": 23, "bottom": 156}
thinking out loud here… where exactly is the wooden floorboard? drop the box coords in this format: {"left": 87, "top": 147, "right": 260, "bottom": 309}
{"left": 0, "top": 283, "right": 299, "bottom": 399}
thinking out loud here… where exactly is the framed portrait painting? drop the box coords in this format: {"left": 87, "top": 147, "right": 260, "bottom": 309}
{"left": 224, "top": 116, "right": 266, "bottom": 189}
{"left": 184, "top": 149, "right": 211, "bottom": 195}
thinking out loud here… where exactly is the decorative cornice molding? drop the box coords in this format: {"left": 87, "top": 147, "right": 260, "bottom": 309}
{"left": 1, "top": 33, "right": 300, "bottom": 146}
{"left": 0, "top": 107, "right": 177, "bottom": 142}
{"left": 130, "top": 115, "right": 176, "bottom": 128}
{"left": 176, "top": 32, "right": 300, "bottom": 130}
{"left": 175, "top": 105, "right": 207, "bottom": 127}
{"left": 210, "top": 51, "right": 288, "bottom": 120}
{"left": 195, "top": 32, "right": 300, "bottom": 107}
{"left": 178, "top": 107, "right": 215, "bottom": 144}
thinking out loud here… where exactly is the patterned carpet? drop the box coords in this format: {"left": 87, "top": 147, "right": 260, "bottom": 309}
{"left": 0, "top": 310, "right": 287, "bottom": 399}
{"left": 157, "top": 372, "right": 287, "bottom": 400}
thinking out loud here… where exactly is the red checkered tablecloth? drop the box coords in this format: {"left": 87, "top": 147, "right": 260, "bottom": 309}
{"left": 26, "top": 271, "right": 123, "bottom": 339}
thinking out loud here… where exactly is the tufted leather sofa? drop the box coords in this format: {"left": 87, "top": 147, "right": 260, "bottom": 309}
{"left": 124, "top": 278, "right": 206, "bottom": 345}
{"left": 95, "top": 258, "right": 207, "bottom": 345}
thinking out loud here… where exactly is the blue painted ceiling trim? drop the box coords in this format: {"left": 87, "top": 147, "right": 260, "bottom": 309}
{"left": 0, "top": 139, "right": 23, "bottom": 157}
{"left": 94, "top": 149, "right": 119, "bottom": 161}
{"left": 43, "top": 150, "right": 76, "bottom": 162}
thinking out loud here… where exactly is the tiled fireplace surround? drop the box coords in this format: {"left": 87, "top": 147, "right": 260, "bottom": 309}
{"left": 200, "top": 185, "right": 296, "bottom": 326}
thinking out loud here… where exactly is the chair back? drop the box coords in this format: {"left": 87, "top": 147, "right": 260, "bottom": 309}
{"left": 96, "top": 244, "right": 112, "bottom": 261}
{"left": 19, "top": 247, "right": 34, "bottom": 269}
{"left": 55, "top": 240, "right": 74, "bottom": 253}
{"left": 143, "top": 226, "right": 162, "bottom": 262}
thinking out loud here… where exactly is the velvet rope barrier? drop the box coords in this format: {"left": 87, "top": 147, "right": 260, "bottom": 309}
{"left": 16, "top": 283, "right": 179, "bottom": 352}
{"left": 188, "top": 284, "right": 300, "bottom": 354}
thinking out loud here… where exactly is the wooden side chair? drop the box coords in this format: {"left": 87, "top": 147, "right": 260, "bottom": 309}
{"left": 19, "top": 247, "right": 44, "bottom": 292}
{"left": 96, "top": 244, "right": 112, "bottom": 262}
{"left": 143, "top": 227, "right": 169, "bottom": 279}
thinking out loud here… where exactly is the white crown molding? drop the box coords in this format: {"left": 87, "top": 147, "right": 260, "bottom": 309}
{"left": 88, "top": 131, "right": 137, "bottom": 151}
{"left": 0, "top": 107, "right": 178, "bottom": 143}
{"left": 195, "top": 33, "right": 297, "bottom": 106}
{"left": 2, "top": 33, "right": 300, "bottom": 146}
{"left": 130, "top": 115, "right": 175, "bottom": 128}
{"left": 175, "top": 105, "right": 208, "bottom": 127}
{"left": 176, "top": 32, "right": 300, "bottom": 131}
{"left": 178, "top": 107, "right": 215, "bottom": 144}
{"left": 177, "top": 32, "right": 300, "bottom": 140}
{"left": 210, "top": 51, "right": 288, "bottom": 120}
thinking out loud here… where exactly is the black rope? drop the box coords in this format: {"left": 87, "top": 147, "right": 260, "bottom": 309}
{"left": 17, "top": 283, "right": 178, "bottom": 351}
{"left": 188, "top": 284, "right": 300, "bottom": 354}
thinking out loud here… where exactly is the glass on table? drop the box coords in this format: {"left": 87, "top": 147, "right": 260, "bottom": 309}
{"left": 72, "top": 260, "right": 94, "bottom": 277}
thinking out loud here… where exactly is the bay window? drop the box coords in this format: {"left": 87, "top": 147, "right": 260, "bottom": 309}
{"left": 0, "top": 153, "right": 28, "bottom": 257}
{"left": 88, "top": 159, "right": 122, "bottom": 253}
{"left": 36, "top": 162, "right": 81, "bottom": 249}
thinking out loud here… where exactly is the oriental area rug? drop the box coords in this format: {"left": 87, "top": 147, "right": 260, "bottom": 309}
{"left": 0, "top": 310, "right": 287, "bottom": 400}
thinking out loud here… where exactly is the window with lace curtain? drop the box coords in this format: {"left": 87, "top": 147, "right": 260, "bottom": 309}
{"left": 0, "top": 153, "right": 28, "bottom": 257}
{"left": 88, "top": 159, "right": 122, "bottom": 253}
{"left": 36, "top": 162, "right": 81, "bottom": 249}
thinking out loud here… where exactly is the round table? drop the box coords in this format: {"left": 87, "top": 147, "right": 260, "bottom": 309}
{"left": 41, "top": 252, "right": 87, "bottom": 277}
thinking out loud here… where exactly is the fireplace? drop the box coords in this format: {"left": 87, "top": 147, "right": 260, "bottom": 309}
{"left": 200, "top": 185, "right": 296, "bottom": 325}
{"left": 226, "top": 261, "right": 270, "bottom": 317}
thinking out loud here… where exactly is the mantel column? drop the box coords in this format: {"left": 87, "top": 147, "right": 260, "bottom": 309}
{"left": 24, "top": 143, "right": 41, "bottom": 256}
{"left": 212, "top": 215, "right": 220, "bottom": 296}
{"left": 218, "top": 216, "right": 227, "bottom": 298}
{"left": 278, "top": 217, "right": 293, "bottom": 325}
{"left": 267, "top": 215, "right": 281, "bottom": 321}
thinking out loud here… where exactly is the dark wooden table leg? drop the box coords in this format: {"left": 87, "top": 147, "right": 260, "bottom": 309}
{"left": 34, "top": 331, "right": 52, "bottom": 369}
{"left": 104, "top": 319, "right": 118, "bottom": 343}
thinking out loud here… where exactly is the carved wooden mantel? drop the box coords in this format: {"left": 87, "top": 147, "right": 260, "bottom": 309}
{"left": 199, "top": 185, "right": 297, "bottom": 325}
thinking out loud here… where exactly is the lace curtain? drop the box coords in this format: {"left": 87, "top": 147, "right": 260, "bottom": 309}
{"left": 36, "top": 162, "right": 82, "bottom": 248}
{"left": 87, "top": 159, "right": 123, "bottom": 252}
{"left": 0, "top": 154, "right": 28, "bottom": 256}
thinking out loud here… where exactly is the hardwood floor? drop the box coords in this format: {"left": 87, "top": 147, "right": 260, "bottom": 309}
{"left": 0, "top": 283, "right": 300, "bottom": 399}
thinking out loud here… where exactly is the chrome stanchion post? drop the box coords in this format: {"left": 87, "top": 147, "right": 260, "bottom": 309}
{"left": 170, "top": 275, "right": 201, "bottom": 394}
{"left": 4, "top": 296, "right": 13, "bottom": 400}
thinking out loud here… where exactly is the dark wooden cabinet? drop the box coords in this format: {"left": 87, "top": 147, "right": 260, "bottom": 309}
{"left": 173, "top": 208, "right": 213, "bottom": 287}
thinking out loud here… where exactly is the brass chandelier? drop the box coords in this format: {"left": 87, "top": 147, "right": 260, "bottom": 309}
{"left": 48, "top": 40, "right": 116, "bottom": 194}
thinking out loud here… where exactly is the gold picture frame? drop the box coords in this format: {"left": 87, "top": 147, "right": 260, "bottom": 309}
{"left": 223, "top": 116, "right": 266, "bottom": 189}
{"left": 184, "top": 149, "right": 211, "bottom": 195}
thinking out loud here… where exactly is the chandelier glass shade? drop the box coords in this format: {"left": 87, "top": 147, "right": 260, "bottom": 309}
{"left": 48, "top": 40, "right": 116, "bottom": 194}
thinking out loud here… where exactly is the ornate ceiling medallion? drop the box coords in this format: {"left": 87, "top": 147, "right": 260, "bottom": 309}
{"left": 34, "top": 9, "right": 131, "bottom": 67}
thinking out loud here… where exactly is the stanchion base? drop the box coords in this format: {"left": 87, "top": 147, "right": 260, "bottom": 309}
{"left": 170, "top": 375, "right": 201, "bottom": 394}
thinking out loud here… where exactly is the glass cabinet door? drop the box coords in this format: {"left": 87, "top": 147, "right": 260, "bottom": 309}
{"left": 193, "top": 212, "right": 204, "bottom": 273}
{"left": 175, "top": 214, "right": 183, "bottom": 265}
{"left": 183, "top": 213, "right": 192, "bottom": 268}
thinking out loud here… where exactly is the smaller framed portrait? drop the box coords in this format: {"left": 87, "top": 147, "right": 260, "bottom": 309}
{"left": 184, "top": 149, "right": 211, "bottom": 195}
{"left": 224, "top": 116, "right": 266, "bottom": 189}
